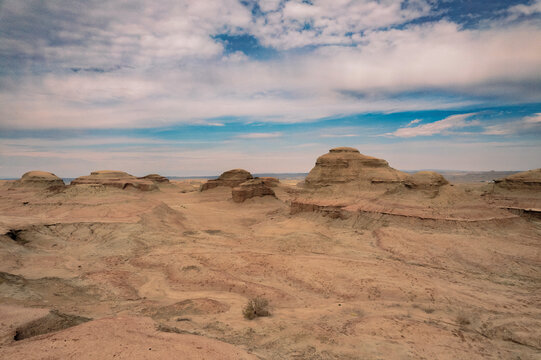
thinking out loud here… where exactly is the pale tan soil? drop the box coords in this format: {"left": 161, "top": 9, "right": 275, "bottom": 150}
{"left": 0, "top": 179, "right": 540, "bottom": 359}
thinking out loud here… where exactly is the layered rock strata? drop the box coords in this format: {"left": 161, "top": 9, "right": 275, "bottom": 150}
{"left": 15, "top": 171, "right": 65, "bottom": 188}
{"left": 232, "top": 179, "right": 276, "bottom": 203}
{"left": 200, "top": 169, "right": 253, "bottom": 191}
{"left": 71, "top": 170, "right": 158, "bottom": 191}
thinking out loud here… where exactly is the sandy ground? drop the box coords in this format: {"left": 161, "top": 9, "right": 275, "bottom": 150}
{"left": 0, "top": 179, "right": 540, "bottom": 359}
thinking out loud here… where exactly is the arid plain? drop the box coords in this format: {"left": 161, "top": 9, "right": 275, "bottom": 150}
{"left": 1, "top": 147, "right": 540, "bottom": 359}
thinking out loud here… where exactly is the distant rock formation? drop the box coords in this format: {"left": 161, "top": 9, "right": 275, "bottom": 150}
{"left": 404, "top": 171, "right": 449, "bottom": 189}
{"left": 292, "top": 147, "right": 514, "bottom": 221}
{"left": 258, "top": 177, "right": 280, "bottom": 187}
{"left": 304, "top": 147, "right": 407, "bottom": 187}
{"left": 71, "top": 170, "right": 158, "bottom": 191}
{"left": 232, "top": 179, "right": 276, "bottom": 203}
{"left": 16, "top": 171, "right": 65, "bottom": 188}
{"left": 139, "top": 174, "right": 170, "bottom": 183}
{"left": 200, "top": 169, "right": 253, "bottom": 191}
{"left": 494, "top": 168, "right": 541, "bottom": 190}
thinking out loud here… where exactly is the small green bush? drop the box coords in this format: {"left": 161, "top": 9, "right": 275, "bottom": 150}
{"left": 243, "top": 297, "right": 270, "bottom": 320}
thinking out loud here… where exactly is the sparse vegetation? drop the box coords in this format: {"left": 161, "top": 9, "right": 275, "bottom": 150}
{"left": 242, "top": 297, "right": 270, "bottom": 320}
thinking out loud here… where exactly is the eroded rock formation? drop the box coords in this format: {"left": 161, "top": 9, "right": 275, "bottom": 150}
{"left": 258, "top": 177, "right": 280, "bottom": 187}
{"left": 71, "top": 170, "right": 158, "bottom": 191}
{"left": 139, "top": 174, "right": 170, "bottom": 183}
{"left": 293, "top": 147, "right": 513, "bottom": 221}
{"left": 15, "top": 171, "right": 65, "bottom": 188}
{"left": 232, "top": 179, "right": 276, "bottom": 203}
{"left": 200, "top": 169, "right": 253, "bottom": 191}
{"left": 494, "top": 168, "right": 541, "bottom": 190}
{"left": 404, "top": 171, "right": 449, "bottom": 189}
{"left": 304, "top": 147, "right": 407, "bottom": 187}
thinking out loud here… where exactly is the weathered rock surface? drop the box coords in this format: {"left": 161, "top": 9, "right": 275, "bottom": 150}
{"left": 0, "top": 315, "right": 257, "bottom": 360}
{"left": 404, "top": 171, "right": 449, "bottom": 189}
{"left": 232, "top": 179, "right": 276, "bottom": 203}
{"left": 15, "top": 171, "right": 65, "bottom": 188}
{"left": 71, "top": 170, "right": 158, "bottom": 191}
{"left": 304, "top": 147, "right": 407, "bottom": 187}
{"left": 295, "top": 148, "right": 513, "bottom": 221}
{"left": 200, "top": 169, "right": 253, "bottom": 191}
{"left": 258, "top": 177, "right": 280, "bottom": 187}
{"left": 139, "top": 174, "right": 170, "bottom": 183}
{"left": 494, "top": 168, "right": 541, "bottom": 189}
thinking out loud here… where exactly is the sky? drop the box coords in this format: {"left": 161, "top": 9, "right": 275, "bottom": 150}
{"left": 0, "top": 0, "right": 540, "bottom": 177}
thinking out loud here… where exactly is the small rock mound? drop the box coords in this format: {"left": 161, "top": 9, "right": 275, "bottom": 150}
{"left": 232, "top": 179, "right": 276, "bottom": 203}
{"left": 139, "top": 174, "right": 170, "bottom": 183}
{"left": 14, "top": 310, "right": 91, "bottom": 341}
{"left": 304, "top": 147, "right": 407, "bottom": 187}
{"left": 258, "top": 177, "right": 280, "bottom": 187}
{"left": 495, "top": 168, "right": 541, "bottom": 189}
{"left": 71, "top": 170, "right": 158, "bottom": 191}
{"left": 16, "top": 171, "right": 65, "bottom": 188}
{"left": 200, "top": 169, "right": 253, "bottom": 191}
{"left": 404, "top": 171, "right": 449, "bottom": 189}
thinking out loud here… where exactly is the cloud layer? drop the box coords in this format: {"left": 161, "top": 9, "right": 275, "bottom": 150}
{"left": 1, "top": 0, "right": 540, "bottom": 130}
{"left": 1, "top": 0, "right": 540, "bottom": 175}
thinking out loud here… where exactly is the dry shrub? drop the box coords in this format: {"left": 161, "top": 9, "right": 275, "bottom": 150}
{"left": 456, "top": 312, "right": 471, "bottom": 327}
{"left": 243, "top": 297, "right": 270, "bottom": 320}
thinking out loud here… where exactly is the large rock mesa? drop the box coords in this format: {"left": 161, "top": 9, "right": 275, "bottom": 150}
{"left": 71, "top": 170, "right": 158, "bottom": 191}
{"left": 15, "top": 171, "right": 65, "bottom": 188}
{"left": 304, "top": 147, "right": 407, "bottom": 187}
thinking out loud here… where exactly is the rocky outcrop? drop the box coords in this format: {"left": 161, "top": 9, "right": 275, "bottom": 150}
{"left": 304, "top": 147, "right": 407, "bottom": 187}
{"left": 139, "top": 174, "right": 170, "bottom": 183}
{"left": 71, "top": 170, "right": 158, "bottom": 191}
{"left": 258, "top": 177, "right": 280, "bottom": 187}
{"left": 292, "top": 147, "right": 513, "bottom": 222}
{"left": 404, "top": 171, "right": 449, "bottom": 189}
{"left": 200, "top": 169, "right": 253, "bottom": 191}
{"left": 494, "top": 168, "right": 541, "bottom": 190}
{"left": 232, "top": 179, "right": 276, "bottom": 203}
{"left": 16, "top": 171, "right": 65, "bottom": 188}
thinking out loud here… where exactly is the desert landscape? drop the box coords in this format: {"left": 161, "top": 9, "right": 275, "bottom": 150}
{"left": 0, "top": 147, "right": 540, "bottom": 359}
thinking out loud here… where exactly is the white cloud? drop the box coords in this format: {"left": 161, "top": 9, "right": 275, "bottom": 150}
{"left": 507, "top": 0, "right": 541, "bottom": 20}
{"left": 0, "top": 2, "right": 540, "bottom": 131}
{"left": 319, "top": 134, "right": 357, "bottom": 138}
{"left": 236, "top": 132, "right": 283, "bottom": 139}
{"left": 258, "top": 0, "right": 282, "bottom": 13}
{"left": 406, "top": 119, "right": 422, "bottom": 126}
{"left": 482, "top": 113, "right": 541, "bottom": 135}
{"left": 386, "top": 113, "right": 478, "bottom": 138}
{"left": 524, "top": 113, "right": 541, "bottom": 124}
{"left": 252, "top": 0, "right": 432, "bottom": 49}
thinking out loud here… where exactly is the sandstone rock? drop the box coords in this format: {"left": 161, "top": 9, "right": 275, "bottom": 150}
{"left": 494, "top": 168, "right": 541, "bottom": 190}
{"left": 71, "top": 170, "right": 158, "bottom": 191}
{"left": 17, "top": 171, "right": 65, "bottom": 188}
{"left": 258, "top": 177, "right": 280, "bottom": 187}
{"left": 304, "top": 147, "right": 407, "bottom": 187}
{"left": 232, "top": 179, "right": 276, "bottom": 203}
{"left": 200, "top": 169, "right": 253, "bottom": 191}
{"left": 404, "top": 171, "right": 449, "bottom": 189}
{"left": 139, "top": 174, "right": 170, "bottom": 183}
